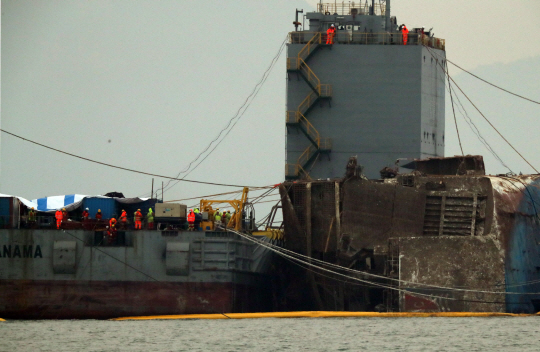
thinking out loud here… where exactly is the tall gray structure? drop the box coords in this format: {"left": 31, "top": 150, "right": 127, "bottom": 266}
{"left": 285, "top": 1, "right": 446, "bottom": 180}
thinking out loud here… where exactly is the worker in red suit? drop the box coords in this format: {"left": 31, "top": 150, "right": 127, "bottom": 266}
{"left": 187, "top": 209, "right": 195, "bottom": 231}
{"left": 326, "top": 24, "right": 336, "bottom": 44}
{"left": 106, "top": 225, "right": 117, "bottom": 244}
{"left": 55, "top": 209, "right": 63, "bottom": 229}
{"left": 119, "top": 209, "right": 127, "bottom": 229}
{"left": 82, "top": 208, "right": 89, "bottom": 221}
{"left": 95, "top": 209, "right": 103, "bottom": 221}
{"left": 62, "top": 208, "right": 69, "bottom": 221}
{"left": 401, "top": 24, "right": 409, "bottom": 45}
{"left": 134, "top": 209, "right": 143, "bottom": 230}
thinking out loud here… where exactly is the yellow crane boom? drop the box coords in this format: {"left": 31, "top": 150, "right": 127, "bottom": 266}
{"left": 199, "top": 187, "right": 249, "bottom": 231}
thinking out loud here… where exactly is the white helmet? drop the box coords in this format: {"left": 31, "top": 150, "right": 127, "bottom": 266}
{"left": 86, "top": 208, "right": 89, "bottom": 210}
{"left": 331, "top": 24, "right": 335, "bottom": 27}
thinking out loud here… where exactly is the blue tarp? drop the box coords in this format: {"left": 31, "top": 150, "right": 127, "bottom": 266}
{"left": 0, "top": 193, "right": 151, "bottom": 213}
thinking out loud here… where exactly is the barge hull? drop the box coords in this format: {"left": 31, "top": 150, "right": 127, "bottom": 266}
{"left": 0, "top": 279, "right": 271, "bottom": 319}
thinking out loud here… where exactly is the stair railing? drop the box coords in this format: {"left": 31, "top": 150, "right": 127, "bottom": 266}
{"left": 298, "top": 32, "right": 322, "bottom": 62}
{"left": 298, "top": 113, "right": 320, "bottom": 147}
{"left": 298, "top": 59, "right": 321, "bottom": 92}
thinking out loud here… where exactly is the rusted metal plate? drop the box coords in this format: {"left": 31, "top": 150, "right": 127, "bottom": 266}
{"left": 396, "top": 236, "right": 505, "bottom": 313}
{"left": 341, "top": 179, "right": 426, "bottom": 250}
{"left": 0, "top": 279, "right": 272, "bottom": 319}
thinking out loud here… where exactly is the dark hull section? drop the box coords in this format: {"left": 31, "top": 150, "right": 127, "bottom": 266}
{"left": 1, "top": 279, "right": 273, "bottom": 319}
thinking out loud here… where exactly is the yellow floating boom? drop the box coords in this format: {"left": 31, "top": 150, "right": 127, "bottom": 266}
{"left": 111, "top": 311, "right": 539, "bottom": 321}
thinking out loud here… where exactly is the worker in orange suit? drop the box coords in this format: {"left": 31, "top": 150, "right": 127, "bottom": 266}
{"left": 134, "top": 209, "right": 143, "bottom": 230}
{"left": 326, "top": 24, "right": 336, "bottom": 44}
{"left": 55, "top": 209, "right": 63, "bottom": 229}
{"left": 109, "top": 217, "right": 117, "bottom": 230}
{"left": 401, "top": 24, "right": 409, "bottom": 45}
{"left": 119, "top": 209, "right": 127, "bottom": 229}
{"left": 187, "top": 209, "right": 195, "bottom": 231}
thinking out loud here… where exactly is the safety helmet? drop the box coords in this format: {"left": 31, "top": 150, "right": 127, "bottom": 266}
{"left": 31, "top": 207, "right": 34, "bottom": 210}
{"left": 63, "top": 208, "right": 66, "bottom": 211}
{"left": 86, "top": 208, "right": 89, "bottom": 210}
{"left": 331, "top": 24, "right": 334, "bottom": 27}
{"left": 98, "top": 209, "right": 101, "bottom": 212}
{"left": 122, "top": 209, "right": 125, "bottom": 212}
{"left": 138, "top": 209, "right": 141, "bottom": 211}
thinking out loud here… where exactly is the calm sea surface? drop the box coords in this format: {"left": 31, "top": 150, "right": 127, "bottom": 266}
{"left": 2, "top": 317, "right": 539, "bottom": 351}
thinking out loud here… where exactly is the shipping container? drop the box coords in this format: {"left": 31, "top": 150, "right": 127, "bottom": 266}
{"left": 0, "top": 197, "right": 13, "bottom": 228}
{"left": 82, "top": 197, "right": 117, "bottom": 219}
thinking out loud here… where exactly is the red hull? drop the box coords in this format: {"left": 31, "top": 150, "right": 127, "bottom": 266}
{"left": 1, "top": 279, "right": 271, "bottom": 319}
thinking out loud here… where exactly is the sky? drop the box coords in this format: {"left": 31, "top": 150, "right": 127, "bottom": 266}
{"left": 1, "top": 0, "right": 540, "bottom": 219}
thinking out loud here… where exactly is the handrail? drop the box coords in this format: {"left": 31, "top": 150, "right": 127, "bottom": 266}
{"left": 319, "top": 84, "right": 332, "bottom": 97}
{"left": 298, "top": 113, "right": 320, "bottom": 147}
{"left": 297, "top": 32, "right": 321, "bottom": 62}
{"left": 298, "top": 89, "right": 320, "bottom": 115}
{"left": 298, "top": 145, "right": 317, "bottom": 170}
{"left": 289, "top": 31, "right": 445, "bottom": 51}
{"left": 286, "top": 110, "right": 321, "bottom": 148}
{"left": 285, "top": 111, "right": 298, "bottom": 123}
{"left": 317, "top": 2, "right": 386, "bottom": 16}
{"left": 285, "top": 163, "right": 311, "bottom": 179}
{"left": 298, "top": 58, "right": 321, "bottom": 91}
{"left": 320, "top": 138, "right": 333, "bottom": 150}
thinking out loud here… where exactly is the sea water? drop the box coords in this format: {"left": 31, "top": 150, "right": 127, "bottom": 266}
{"left": 2, "top": 317, "right": 539, "bottom": 351}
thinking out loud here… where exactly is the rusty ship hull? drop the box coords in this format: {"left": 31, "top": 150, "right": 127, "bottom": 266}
{"left": 278, "top": 156, "right": 540, "bottom": 314}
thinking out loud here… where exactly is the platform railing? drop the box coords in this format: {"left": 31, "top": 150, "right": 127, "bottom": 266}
{"left": 289, "top": 31, "right": 445, "bottom": 51}
{"left": 317, "top": 2, "right": 386, "bottom": 16}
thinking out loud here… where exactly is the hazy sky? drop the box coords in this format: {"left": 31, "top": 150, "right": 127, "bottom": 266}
{"left": 1, "top": 1, "right": 540, "bottom": 217}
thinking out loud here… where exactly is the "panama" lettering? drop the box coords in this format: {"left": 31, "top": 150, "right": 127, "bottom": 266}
{"left": 0, "top": 245, "right": 43, "bottom": 258}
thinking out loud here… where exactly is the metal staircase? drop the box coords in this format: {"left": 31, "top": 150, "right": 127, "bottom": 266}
{"left": 286, "top": 33, "right": 333, "bottom": 180}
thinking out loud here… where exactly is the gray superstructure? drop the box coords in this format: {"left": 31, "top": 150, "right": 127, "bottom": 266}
{"left": 286, "top": 2, "right": 446, "bottom": 180}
